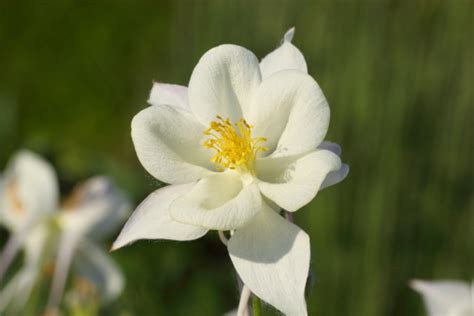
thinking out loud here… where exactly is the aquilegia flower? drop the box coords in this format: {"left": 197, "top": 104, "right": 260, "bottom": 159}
{"left": 113, "top": 27, "right": 348, "bottom": 315}
{"left": 411, "top": 279, "right": 474, "bottom": 316}
{"left": 0, "top": 150, "right": 129, "bottom": 313}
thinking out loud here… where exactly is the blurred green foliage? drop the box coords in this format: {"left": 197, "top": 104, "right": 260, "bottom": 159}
{"left": 0, "top": 0, "right": 472, "bottom": 315}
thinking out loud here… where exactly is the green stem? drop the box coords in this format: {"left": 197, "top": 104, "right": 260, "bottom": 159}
{"left": 252, "top": 295, "right": 261, "bottom": 316}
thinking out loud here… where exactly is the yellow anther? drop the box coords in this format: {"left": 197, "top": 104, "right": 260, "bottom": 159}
{"left": 203, "top": 116, "right": 267, "bottom": 172}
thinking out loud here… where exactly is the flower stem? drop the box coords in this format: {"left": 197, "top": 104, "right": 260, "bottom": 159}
{"left": 218, "top": 230, "right": 229, "bottom": 246}
{"left": 0, "top": 231, "right": 27, "bottom": 284}
{"left": 252, "top": 295, "right": 262, "bottom": 316}
{"left": 237, "top": 285, "right": 251, "bottom": 316}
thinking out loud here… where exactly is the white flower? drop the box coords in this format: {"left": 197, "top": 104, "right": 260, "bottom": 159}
{"left": 113, "top": 28, "right": 348, "bottom": 315}
{"left": 0, "top": 150, "right": 130, "bottom": 312}
{"left": 0, "top": 150, "right": 57, "bottom": 311}
{"left": 411, "top": 279, "right": 474, "bottom": 316}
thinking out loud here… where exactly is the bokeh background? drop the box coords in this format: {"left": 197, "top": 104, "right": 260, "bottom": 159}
{"left": 0, "top": 1, "right": 473, "bottom": 315}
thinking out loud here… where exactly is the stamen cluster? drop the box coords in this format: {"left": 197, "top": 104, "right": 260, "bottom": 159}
{"left": 203, "top": 116, "right": 267, "bottom": 172}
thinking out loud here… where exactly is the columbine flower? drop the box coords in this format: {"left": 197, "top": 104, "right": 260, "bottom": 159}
{"left": 411, "top": 279, "right": 474, "bottom": 316}
{"left": 0, "top": 150, "right": 129, "bottom": 313}
{"left": 46, "top": 176, "right": 130, "bottom": 312}
{"left": 0, "top": 150, "right": 57, "bottom": 312}
{"left": 113, "top": 28, "right": 348, "bottom": 315}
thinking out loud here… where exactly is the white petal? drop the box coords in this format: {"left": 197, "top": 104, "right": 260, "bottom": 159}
{"left": 260, "top": 28, "right": 307, "bottom": 79}
{"left": 256, "top": 150, "right": 341, "bottom": 212}
{"left": 248, "top": 70, "right": 330, "bottom": 157}
{"left": 410, "top": 279, "right": 472, "bottom": 316}
{"left": 317, "top": 141, "right": 349, "bottom": 190}
{"left": 0, "top": 222, "right": 42, "bottom": 283}
{"left": 283, "top": 27, "right": 295, "bottom": 42}
{"left": 59, "top": 176, "right": 131, "bottom": 240}
{"left": 46, "top": 233, "right": 77, "bottom": 310}
{"left": 75, "top": 240, "right": 124, "bottom": 301}
{"left": 148, "top": 82, "right": 188, "bottom": 109}
{"left": 188, "top": 45, "right": 262, "bottom": 124}
{"left": 228, "top": 204, "right": 310, "bottom": 316}
{"left": 170, "top": 172, "right": 262, "bottom": 230}
{"left": 112, "top": 184, "right": 208, "bottom": 250}
{"left": 320, "top": 164, "right": 349, "bottom": 190}
{"left": 1, "top": 150, "right": 59, "bottom": 230}
{"left": 132, "top": 104, "right": 215, "bottom": 184}
{"left": 318, "top": 141, "right": 342, "bottom": 156}
{"left": 23, "top": 224, "right": 49, "bottom": 266}
{"left": 0, "top": 223, "right": 47, "bottom": 312}
{"left": 0, "top": 234, "right": 24, "bottom": 283}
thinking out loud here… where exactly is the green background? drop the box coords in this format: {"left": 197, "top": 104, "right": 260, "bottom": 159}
{"left": 0, "top": 1, "right": 472, "bottom": 315}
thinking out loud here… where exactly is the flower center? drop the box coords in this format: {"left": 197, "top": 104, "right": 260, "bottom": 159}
{"left": 203, "top": 116, "right": 267, "bottom": 172}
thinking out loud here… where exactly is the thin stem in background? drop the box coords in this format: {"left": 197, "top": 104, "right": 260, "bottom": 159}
{"left": 0, "top": 229, "right": 29, "bottom": 284}
{"left": 218, "top": 230, "right": 249, "bottom": 315}
{"left": 237, "top": 285, "right": 251, "bottom": 316}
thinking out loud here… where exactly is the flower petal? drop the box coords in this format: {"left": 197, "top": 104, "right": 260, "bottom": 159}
{"left": 320, "top": 163, "right": 349, "bottom": 190}
{"left": 46, "top": 233, "right": 77, "bottom": 310}
{"left": 256, "top": 149, "right": 341, "bottom": 212}
{"left": 318, "top": 141, "right": 349, "bottom": 191}
{"left": 112, "top": 184, "right": 208, "bottom": 250}
{"left": 0, "top": 220, "right": 48, "bottom": 284}
{"left": 148, "top": 82, "right": 188, "bottom": 109}
{"left": 410, "top": 279, "right": 472, "bottom": 316}
{"left": 1, "top": 150, "right": 59, "bottom": 230}
{"left": 318, "top": 141, "right": 342, "bottom": 156}
{"left": 188, "top": 45, "right": 261, "bottom": 124}
{"left": 0, "top": 225, "right": 46, "bottom": 311}
{"left": 132, "top": 104, "right": 214, "bottom": 184}
{"left": 260, "top": 27, "right": 307, "bottom": 79}
{"left": 169, "top": 172, "right": 262, "bottom": 230}
{"left": 248, "top": 70, "right": 330, "bottom": 157}
{"left": 59, "top": 176, "right": 131, "bottom": 240}
{"left": 228, "top": 204, "right": 310, "bottom": 316}
{"left": 75, "top": 240, "right": 124, "bottom": 301}
{"left": 317, "top": 141, "right": 349, "bottom": 190}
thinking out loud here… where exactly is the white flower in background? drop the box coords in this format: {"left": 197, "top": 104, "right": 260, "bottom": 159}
{"left": 46, "top": 176, "right": 130, "bottom": 312}
{"left": 0, "top": 150, "right": 130, "bottom": 313}
{"left": 0, "top": 150, "right": 57, "bottom": 311}
{"left": 113, "top": 27, "right": 348, "bottom": 315}
{"left": 411, "top": 279, "right": 474, "bottom": 316}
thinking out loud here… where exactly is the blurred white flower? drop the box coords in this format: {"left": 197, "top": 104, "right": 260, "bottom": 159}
{"left": 0, "top": 150, "right": 130, "bottom": 313}
{"left": 0, "top": 150, "right": 57, "bottom": 311}
{"left": 411, "top": 279, "right": 474, "bottom": 316}
{"left": 114, "top": 27, "right": 348, "bottom": 315}
{"left": 46, "top": 176, "right": 130, "bottom": 311}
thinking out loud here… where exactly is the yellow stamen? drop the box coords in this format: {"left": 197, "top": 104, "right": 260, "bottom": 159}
{"left": 203, "top": 116, "right": 267, "bottom": 172}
